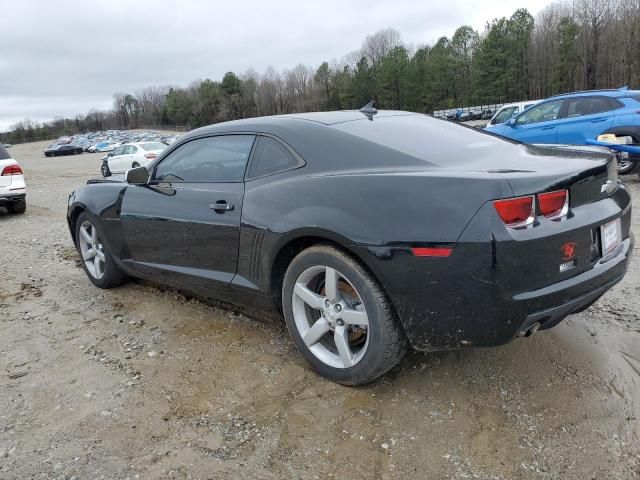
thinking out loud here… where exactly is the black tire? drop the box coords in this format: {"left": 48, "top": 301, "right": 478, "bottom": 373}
{"left": 131, "top": 161, "right": 140, "bottom": 168}
{"left": 282, "top": 245, "right": 408, "bottom": 386}
{"left": 10, "top": 199, "right": 26, "bottom": 214}
{"left": 618, "top": 157, "right": 638, "bottom": 175}
{"left": 101, "top": 162, "right": 111, "bottom": 177}
{"left": 75, "top": 212, "right": 127, "bottom": 289}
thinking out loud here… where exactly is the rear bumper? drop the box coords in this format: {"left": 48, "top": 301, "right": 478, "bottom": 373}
{"left": 0, "top": 192, "right": 26, "bottom": 206}
{"left": 515, "top": 235, "right": 632, "bottom": 335}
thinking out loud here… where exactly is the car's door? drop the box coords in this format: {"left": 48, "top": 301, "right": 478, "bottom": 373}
{"left": 109, "top": 145, "right": 126, "bottom": 172}
{"left": 127, "top": 145, "right": 139, "bottom": 166}
{"left": 508, "top": 99, "right": 564, "bottom": 144}
{"left": 555, "top": 96, "right": 620, "bottom": 144}
{"left": 119, "top": 134, "right": 256, "bottom": 291}
{"left": 120, "top": 145, "right": 136, "bottom": 169}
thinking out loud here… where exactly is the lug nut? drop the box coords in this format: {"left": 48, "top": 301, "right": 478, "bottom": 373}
{"left": 334, "top": 304, "right": 342, "bottom": 312}
{"left": 336, "top": 319, "right": 345, "bottom": 326}
{"left": 325, "top": 299, "right": 331, "bottom": 307}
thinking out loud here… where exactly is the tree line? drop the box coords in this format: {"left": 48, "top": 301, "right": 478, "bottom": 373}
{"left": 2, "top": 0, "right": 639, "bottom": 145}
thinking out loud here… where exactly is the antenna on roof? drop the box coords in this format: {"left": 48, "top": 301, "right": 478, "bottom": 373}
{"left": 359, "top": 100, "right": 377, "bottom": 120}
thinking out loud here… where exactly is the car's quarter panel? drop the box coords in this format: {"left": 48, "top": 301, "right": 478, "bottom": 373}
{"left": 119, "top": 182, "right": 244, "bottom": 290}
{"left": 234, "top": 168, "right": 514, "bottom": 297}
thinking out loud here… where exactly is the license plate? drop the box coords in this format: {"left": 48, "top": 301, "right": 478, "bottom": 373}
{"left": 600, "top": 218, "right": 621, "bottom": 256}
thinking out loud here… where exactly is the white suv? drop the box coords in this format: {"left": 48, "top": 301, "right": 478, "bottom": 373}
{"left": 0, "top": 145, "right": 26, "bottom": 214}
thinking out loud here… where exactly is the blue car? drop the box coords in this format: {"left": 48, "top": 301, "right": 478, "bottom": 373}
{"left": 488, "top": 88, "right": 640, "bottom": 170}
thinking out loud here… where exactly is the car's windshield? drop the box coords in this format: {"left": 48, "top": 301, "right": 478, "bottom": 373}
{"left": 492, "top": 106, "right": 518, "bottom": 124}
{"left": 140, "top": 142, "right": 165, "bottom": 151}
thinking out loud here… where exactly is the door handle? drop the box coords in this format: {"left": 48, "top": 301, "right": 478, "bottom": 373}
{"left": 210, "top": 201, "right": 234, "bottom": 213}
{"left": 540, "top": 126, "right": 555, "bottom": 130}
{"left": 591, "top": 118, "right": 607, "bottom": 123}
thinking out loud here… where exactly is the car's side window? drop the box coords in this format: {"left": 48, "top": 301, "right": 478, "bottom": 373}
{"left": 153, "top": 135, "right": 256, "bottom": 183}
{"left": 124, "top": 145, "right": 135, "bottom": 155}
{"left": 516, "top": 100, "right": 563, "bottom": 126}
{"left": 566, "top": 96, "right": 622, "bottom": 118}
{"left": 246, "top": 136, "right": 301, "bottom": 179}
{"left": 113, "top": 146, "right": 125, "bottom": 157}
{"left": 492, "top": 106, "right": 518, "bottom": 125}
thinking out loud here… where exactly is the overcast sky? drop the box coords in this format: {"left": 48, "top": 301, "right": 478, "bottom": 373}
{"left": 0, "top": 0, "right": 553, "bottom": 131}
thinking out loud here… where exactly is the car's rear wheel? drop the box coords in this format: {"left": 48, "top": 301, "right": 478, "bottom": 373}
{"left": 282, "top": 245, "right": 408, "bottom": 385}
{"left": 101, "top": 162, "right": 111, "bottom": 177}
{"left": 75, "top": 212, "right": 127, "bottom": 288}
{"left": 132, "top": 161, "right": 140, "bottom": 168}
{"left": 10, "top": 199, "right": 26, "bottom": 214}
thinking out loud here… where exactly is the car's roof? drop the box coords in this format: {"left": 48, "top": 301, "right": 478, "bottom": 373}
{"left": 546, "top": 87, "right": 640, "bottom": 100}
{"left": 190, "top": 110, "right": 415, "bottom": 135}
{"left": 497, "top": 100, "right": 540, "bottom": 110}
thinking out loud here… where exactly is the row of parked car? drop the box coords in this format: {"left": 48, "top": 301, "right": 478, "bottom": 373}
{"left": 43, "top": 130, "right": 180, "bottom": 157}
{"left": 446, "top": 109, "right": 495, "bottom": 122}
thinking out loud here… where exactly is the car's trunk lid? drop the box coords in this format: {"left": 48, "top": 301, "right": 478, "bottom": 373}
{"left": 493, "top": 144, "right": 617, "bottom": 208}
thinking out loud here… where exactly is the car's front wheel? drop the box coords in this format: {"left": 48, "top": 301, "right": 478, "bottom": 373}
{"left": 75, "top": 212, "right": 127, "bottom": 288}
{"left": 282, "top": 245, "right": 408, "bottom": 385}
{"left": 101, "top": 162, "right": 111, "bottom": 177}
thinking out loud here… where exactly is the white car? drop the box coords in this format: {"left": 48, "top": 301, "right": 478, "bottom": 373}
{"left": 0, "top": 145, "right": 26, "bottom": 214}
{"left": 485, "top": 100, "right": 541, "bottom": 129}
{"left": 101, "top": 142, "right": 166, "bottom": 177}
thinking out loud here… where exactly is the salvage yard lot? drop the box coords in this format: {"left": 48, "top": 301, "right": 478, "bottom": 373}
{"left": 1, "top": 140, "right": 639, "bottom": 479}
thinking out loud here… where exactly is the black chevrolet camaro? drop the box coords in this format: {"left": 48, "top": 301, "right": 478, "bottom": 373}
{"left": 67, "top": 110, "right": 633, "bottom": 385}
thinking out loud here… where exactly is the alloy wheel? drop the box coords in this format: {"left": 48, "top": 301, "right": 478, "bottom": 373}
{"left": 291, "top": 265, "right": 369, "bottom": 369}
{"left": 78, "top": 220, "right": 106, "bottom": 279}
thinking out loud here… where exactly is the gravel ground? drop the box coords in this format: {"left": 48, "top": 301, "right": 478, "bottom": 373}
{"left": 1, "top": 139, "right": 639, "bottom": 479}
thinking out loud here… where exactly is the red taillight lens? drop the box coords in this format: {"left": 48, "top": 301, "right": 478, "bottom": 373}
{"left": 493, "top": 195, "right": 534, "bottom": 227}
{"left": 411, "top": 247, "right": 453, "bottom": 257}
{"left": 144, "top": 153, "right": 156, "bottom": 159}
{"left": 1, "top": 164, "right": 23, "bottom": 176}
{"left": 538, "top": 190, "right": 568, "bottom": 219}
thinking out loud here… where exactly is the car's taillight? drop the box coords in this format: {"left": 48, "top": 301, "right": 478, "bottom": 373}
{"left": 144, "top": 153, "right": 156, "bottom": 159}
{"left": 538, "top": 189, "right": 569, "bottom": 219}
{"left": 493, "top": 195, "right": 535, "bottom": 228}
{"left": 1, "top": 164, "right": 23, "bottom": 176}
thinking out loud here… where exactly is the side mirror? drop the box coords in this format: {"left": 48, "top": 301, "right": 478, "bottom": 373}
{"left": 506, "top": 117, "right": 517, "bottom": 127}
{"left": 125, "top": 166, "right": 150, "bottom": 185}
{"left": 108, "top": 152, "right": 113, "bottom": 157}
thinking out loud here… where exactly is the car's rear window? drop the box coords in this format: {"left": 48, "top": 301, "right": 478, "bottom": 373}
{"left": 332, "top": 114, "right": 501, "bottom": 162}
{"left": 140, "top": 142, "right": 165, "bottom": 151}
{"left": 0, "top": 145, "right": 10, "bottom": 160}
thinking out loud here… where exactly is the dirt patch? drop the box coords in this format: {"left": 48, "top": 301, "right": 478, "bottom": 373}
{"left": 0, "top": 140, "right": 639, "bottom": 479}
